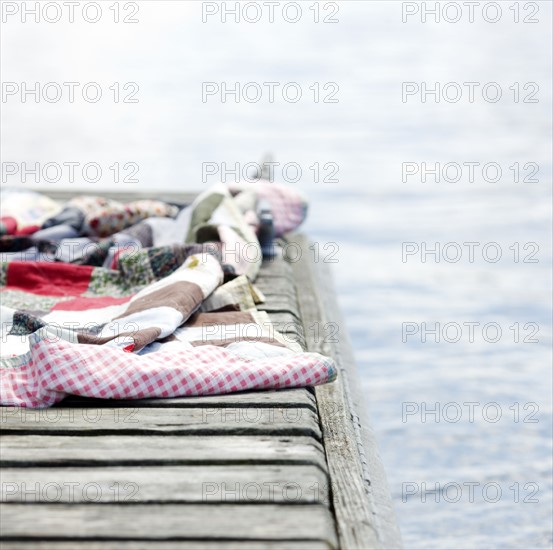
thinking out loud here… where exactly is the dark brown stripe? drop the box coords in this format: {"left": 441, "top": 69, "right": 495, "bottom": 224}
{"left": 185, "top": 311, "right": 255, "bottom": 328}
{"left": 77, "top": 327, "right": 162, "bottom": 351}
{"left": 205, "top": 304, "right": 242, "bottom": 313}
{"left": 113, "top": 281, "right": 204, "bottom": 322}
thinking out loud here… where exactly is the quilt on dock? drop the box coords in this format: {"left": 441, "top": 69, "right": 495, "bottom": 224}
{"left": 0, "top": 183, "right": 336, "bottom": 408}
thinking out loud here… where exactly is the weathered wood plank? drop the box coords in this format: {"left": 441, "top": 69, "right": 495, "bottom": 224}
{"left": 0, "top": 435, "right": 327, "bottom": 469}
{"left": 0, "top": 407, "right": 321, "bottom": 439}
{"left": 258, "top": 262, "right": 296, "bottom": 279}
{"left": 57, "top": 388, "right": 315, "bottom": 411}
{"left": 259, "top": 312, "right": 303, "bottom": 334}
{"left": 0, "top": 503, "right": 337, "bottom": 546}
{"left": 288, "top": 234, "right": 402, "bottom": 549}
{"left": 257, "top": 290, "right": 299, "bottom": 312}
{"left": 0, "top": 540, "right": 332, "bottom": 549}
{"left": 259, "top": 250, "right": 304, "bottom": 332}
{"left": 258, "top": 253, "right": 296, "bottom": 279}
{"left": 259, "top": 298, "right": 301, "bottom": 319}
{"left": 255, "top": 283, "right": 298, "bottom": 303}
{"left": 1, "top": 465, "right": 328, "bottom": 504}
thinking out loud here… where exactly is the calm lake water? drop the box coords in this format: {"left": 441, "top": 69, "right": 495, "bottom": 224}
{"left": 2, "top": 2, "right": 552, "bottom": 548}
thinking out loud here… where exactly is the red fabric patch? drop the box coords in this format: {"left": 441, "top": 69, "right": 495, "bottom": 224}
{"left": 51, "top": 295, "right": 132, "bottom": 311}
{"left": 0, "top": 217, "right": 17, "bottom": 235}
{"left": 5, "top": 262, "right": 94, "bottom": 297}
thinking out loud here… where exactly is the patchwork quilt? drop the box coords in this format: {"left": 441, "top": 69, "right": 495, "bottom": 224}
{"left": 0, "top": 183, "right": 336, "bottom": 408}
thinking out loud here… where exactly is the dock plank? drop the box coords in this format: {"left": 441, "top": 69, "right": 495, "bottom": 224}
{"left": 0, "top": 435, "right": 327, "bottom": 469}
{"left": 57, "top": 388, "right": 315, "bottom": 411}
{"left": 1, "top": 503, "right": 337, "bottom": 547}
{"left": 1, "top": 542, "right": 332, "bottom": 550}
{"left": 0, "top": 407, "right": 321, "bottom": 439}
{"left": 1, "top": 465, "right": 328, "bottom": 504}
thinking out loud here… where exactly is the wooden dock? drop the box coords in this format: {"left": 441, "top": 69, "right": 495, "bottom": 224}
{"left": 0, "top": 230, "right": 402, "bottom": 549}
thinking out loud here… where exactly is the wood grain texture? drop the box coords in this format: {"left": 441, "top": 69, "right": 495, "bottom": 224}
{"left": 287, "top": 235, "right": 402, "bottom": 549}
{"left": 0, "top": 233, "right": 367, "bottom": 549}
{"left": 0, "top": 435, "right": 327, "bottom": 469}
{"left": 258, "top": 255, "right": 295, "bottom": 279}
{"left": 259, "top": 251, "right": 306, "bottom": 350}
{"left": 259, "top": 296, "right": 301, "bottom": 319}
{"left": 1, "top": 503, "right": 337, "bottom": 546}
{"left": 0, "top": 542, "right": 332, "bottom": 550}
{"left": 57, "top": 388, "right": 316, "bottom": 411}
{"left": 0, "top": 407, "right": 321, "bottom": 439}
{"left": 1, "top": 465, "right": 328, "bottom": 504}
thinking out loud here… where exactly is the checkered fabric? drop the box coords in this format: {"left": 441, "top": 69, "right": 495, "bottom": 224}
{"left": 0, "top": 330, "right": 336, "bottom": 408}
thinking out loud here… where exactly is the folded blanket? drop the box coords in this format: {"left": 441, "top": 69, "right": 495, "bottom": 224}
{"left": 0, "top": 183, "right": 335, "bottom": 408}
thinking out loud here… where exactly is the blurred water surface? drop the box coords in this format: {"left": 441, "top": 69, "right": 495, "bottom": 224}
{"left": 2, "top": 2, "right": 552, "bottom": 548}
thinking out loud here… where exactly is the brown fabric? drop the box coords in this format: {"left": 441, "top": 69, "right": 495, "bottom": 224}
{"left": 113, "top": 281, "right": 204, "bottom": 322}
{"left": 185, "top": 311, "right": 255, "bottom": 328}
{"left": 77, "top": 327, "right": 162, "bottom": 350}
{"left": 208, "top": 304, "right": 241, "bottom": 313}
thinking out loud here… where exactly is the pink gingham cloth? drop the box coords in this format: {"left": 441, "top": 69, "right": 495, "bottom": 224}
{"left": 0, "top": 331, "right": 337, "bottom": 408}
{"left": 228, "top": 181, "right": 308, "bottom": 237}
